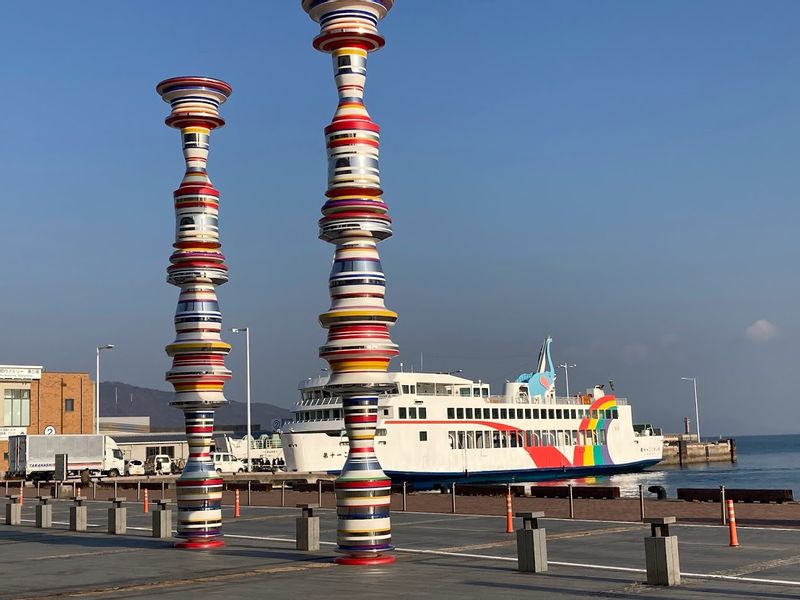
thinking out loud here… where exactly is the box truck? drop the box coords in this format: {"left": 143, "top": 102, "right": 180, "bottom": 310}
{"left": 7, "top": 434, "right": 125, "bottom": 480}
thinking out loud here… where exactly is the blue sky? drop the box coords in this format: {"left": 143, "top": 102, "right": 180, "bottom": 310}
{"left": 0, "top": 1, "right": 797, "bottom": 435}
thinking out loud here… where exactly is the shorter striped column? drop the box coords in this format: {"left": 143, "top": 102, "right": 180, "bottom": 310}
{"left": 335, "top": 393, "right": 393, "bottom": 565}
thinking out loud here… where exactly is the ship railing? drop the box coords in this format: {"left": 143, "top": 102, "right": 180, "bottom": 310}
{"left": 485, "top": 395, "right": 629, "bottom": 406}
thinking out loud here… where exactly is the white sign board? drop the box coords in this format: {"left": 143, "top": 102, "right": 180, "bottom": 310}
{"left": 0, "top": 427, "right": 27, "bottom": 441}
{"left": 0, "top": 366, "right": 42, "bottom": 381}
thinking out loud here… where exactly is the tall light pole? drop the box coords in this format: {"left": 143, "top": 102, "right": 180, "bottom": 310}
{"left": 681, "top": 377, "right": 701, "bottom": 441}
{"left": 95, "top": 345, "right": 115, "bottom": 434}
{"left": 559, "top": 363, "right": 576, "bottom": 398}
{"left": 231, "top": 327, "right": 251, "bottom": 471}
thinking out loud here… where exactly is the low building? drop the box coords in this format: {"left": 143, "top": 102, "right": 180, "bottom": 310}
{"left": 0, "top": 365, "right": 94, "bottom": 472}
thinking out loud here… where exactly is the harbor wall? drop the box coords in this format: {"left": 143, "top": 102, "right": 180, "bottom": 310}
{"left": 660, "top": 437, "right": 736, "bottom": 466}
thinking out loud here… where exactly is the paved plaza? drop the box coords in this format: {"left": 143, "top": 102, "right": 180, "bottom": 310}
{"left": 1, "top": 500, "right": 799, "bottom": 599}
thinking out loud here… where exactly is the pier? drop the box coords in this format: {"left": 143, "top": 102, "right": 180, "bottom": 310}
{"left": 661, "top": 435, "right": 737, "bottom": 466}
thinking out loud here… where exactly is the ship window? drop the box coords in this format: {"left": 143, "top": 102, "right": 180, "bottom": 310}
{"left": 419, "top": 407, "right": 427, "bottom": 419}
{"left": 473, "top": 388, "right": 480, "bottom": 396}
{"left": 383, "top": 409, "right": 389, "bottom": 416}
{"left": 492, "top": 431, "right": 500, "bottom": 448}
{"left": 612, "top": 409, "right": 618, "bottom": 419}
{"left": 376, "top": 429, "right": 387, "bottom": 436}
{"left": 591, "top": 410, "right": 598, "bottom": 419}
{"left": 525, "top": 430, "right": 532, "bottom": 447}
{"left": 525, "top": 409, "right": 531, "bottom": 419}
{"left": 499, "top": 409, "right": 507, "bottom": 419}
{"left": 409, "top": 407, "right": 417, "bottom": 419}
{"left": 483, "top": 431, "right": 491, "bottom": 448}
{"left": 419, "top": 431, "right": 427, "bottom": 442}
{"left": 399, "top": 407, "right": 407, "bottom": 419}
{"left": 465, "top": 408, "right": 473, "bottom": 419}
{"left": 460, "top": 387, "right": 471, "bottom": 397}
{"left": 466, "top": 431, "right": 474, "bottom": 448}
{"left": 492, "top": 408, "right": 499, "bottom": 419}
{"left": 457, "top": 431, "right": 465, "bottom": 449}
{"left": 518, "top": 409, "right": 525, "bottom": 419}
{"left": 447, "top": 408, "right": 455, "bottom": 419}
{"left": 448, "top": 432, "right": 456, "bottom": 449}
{"left": 502, "top": 432, "right": 509, "bottom": 448}
{"left": 556, "top": 409, "right": 563, "bottom": 419}
{"left": 482, "top": 408, "right": 489, "bottom": 419}
{"left": 402, "top": 385, "right": 410, "bottom": 394}
{"left": 510, "top": 432, "right": 518, "bottom": 448}
{"left": 336, "top": 409, "right": 342, "bottom": 418}
{"left": 475, "top": 431, "right": 484, "bottom": 448}
{"left": 483, "top": 388, "right": 489, "bottom": 397}
{"left": 418, "top": 383, "right": 435, "bottom": 395}
{"left": 548, "top": 409, "right": 555, "bottom": 419}
{"left": 456, "top": 408, "right": 464, "bottom": 419}
{"left": 533, "top": 409, "right": 539, "bottom": 419}
{"left": 436, "top": 384, "right": 453, "bottom": 396}
{"left": 570, "top": 409, "right": 577, "bottom": 419}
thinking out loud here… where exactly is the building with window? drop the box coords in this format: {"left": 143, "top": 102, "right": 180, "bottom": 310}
{"left": 0, "top": 365, "right": 94, "bottom": 472}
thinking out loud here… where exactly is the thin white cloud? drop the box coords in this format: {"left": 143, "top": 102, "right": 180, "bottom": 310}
{"left": 744, "top": 319, "right": 779, "bottom": 343}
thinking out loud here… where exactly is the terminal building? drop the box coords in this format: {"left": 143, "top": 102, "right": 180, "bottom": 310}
{"left": 0, "top": 365, "right": 95, "bottom": 473}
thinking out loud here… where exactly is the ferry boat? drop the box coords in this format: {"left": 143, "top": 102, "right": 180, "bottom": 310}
{"left": 283, "top": 338, "right": 663, "bottom": 489}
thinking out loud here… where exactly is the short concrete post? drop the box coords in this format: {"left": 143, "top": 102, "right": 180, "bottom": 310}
{"left": 516, "top": 512, "right": 547, "bottom": 573}
{"left": 317, "top": 480, "right": 323, "bottom": 507}
{"left": 281, "top": 483, "right": 285, "bottom": 507}
{"left": 643, "top": 517, "right": 680, "bottom": 586}
{"left": 69, "top": 497, "right": 88, "bottom": 532}
{"left": 35, "top": 496, "right": 53, "bottom": 528}
{"left": 5, "top": 496, "right": 22, "bottom": 526}
{"left": 568, "top": 484, "right": 574, "bottom": 519}
{"left": 720, "top": 485, "right": 727, "bottom": 525}
{"left": 152, "top": 499, "right": 172, "bottom": 539}
{"left": 296, "top": 503, "right": 320, "bottom": 551}
{"left": 108, "top": 497, "right": 127, "bottom": 535}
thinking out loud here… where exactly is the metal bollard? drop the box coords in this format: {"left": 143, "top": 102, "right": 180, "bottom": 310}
{"left": 451, "top": 482, "right": 456, "bottom": 513}
{"left": 70, "top": 497, "right": 88, "bottom": 532}
{"left": 568, "top": 484, "right": 575, "bottom": 518}
{"left": 281, "top": 482, "right": 286, "bottom": 507}
{"left": 296, "top": 504, "right": 320, "bottom": 551}
{"left": 152, "top": 500, "right": 172, "bottom": 539}
{"left": 639, "top": 484, "right": 645, "bottom": 521}
{"left": 515, "top": 512, "right": 547, "bottom": 573}
{"left": 247, "top": 480, "right": 251, "bottom": 506}
{"left": 402, "top": 481, "right": 407, "bottom": 511}
{"left": 720, "top": 485, "right": 727, "bottom": 525}
{"left": 161, "top": 480, "right": 166, "bottom": 499}
{"left": 35, "top": 496, "right": 53, "bottom": 528}
{"left": 137, "top": 481, "right": 141, "bottom": 501}
{"left": 93, "top": 480, "right": 97, "bottom": 500}
{"left": 5, "top": 496, "right": 22, "bottom": 526}
{"left": 643, "top": 517, "right": 680, "bottom": 586}
{"left": 318, "top": 480, "right": 323, "bottom": 508}
{"left": 108, "top": 497, "right": 127, "bottom": 535}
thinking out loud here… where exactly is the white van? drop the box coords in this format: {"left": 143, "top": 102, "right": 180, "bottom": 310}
{"left": 211, "top": 452, "right": 244, "bottom": 474}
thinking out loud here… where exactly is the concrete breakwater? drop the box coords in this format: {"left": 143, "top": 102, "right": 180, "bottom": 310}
{"left": 660, "top": 437, "right": 737, "bottom": 466}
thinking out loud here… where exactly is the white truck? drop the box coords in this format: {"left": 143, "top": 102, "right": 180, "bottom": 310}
{"left": 7, "top": 434, "right": 125, "bottom": 481}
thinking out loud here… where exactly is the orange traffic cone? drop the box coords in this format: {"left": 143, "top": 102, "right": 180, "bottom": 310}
{"left": 143, "top": 488, "right": 149, "bottom": 514}
{"left": 505, "top": 491, "right": 514, "bottom": 533}
{"left": 727, "top": 499, "right": 739, "bottom": 547}
{"left": 234, "top": 489, "right": 240, "bottom": 518}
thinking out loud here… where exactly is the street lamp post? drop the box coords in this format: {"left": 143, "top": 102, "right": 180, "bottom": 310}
{"left": 95, "top": 345, "right": 115, "bottom": 434}
{"left": 231, "top": 327, "right": 251, "bottom": 472}
{"left": 681, "top": 377, "right": 701, "bottom": 441}
{"left": 559, "top": 363, "right": 577, "bottom": 398}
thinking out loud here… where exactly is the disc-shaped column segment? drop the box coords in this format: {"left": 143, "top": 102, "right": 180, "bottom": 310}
{"left": 157, "top": 76, "right": 232, "bottom": 549}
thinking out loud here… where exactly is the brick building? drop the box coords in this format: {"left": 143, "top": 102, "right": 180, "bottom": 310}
{"left": 0, "top": 366, "right": 95, "bottom": 472}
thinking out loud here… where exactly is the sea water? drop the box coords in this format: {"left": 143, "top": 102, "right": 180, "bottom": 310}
{"left": 543, "top": 434, "right": 800, "bottom": 498}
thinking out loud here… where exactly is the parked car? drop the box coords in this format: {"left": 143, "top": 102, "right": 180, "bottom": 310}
{"left": 125, "top": 459, "right": 145, "bottom": 476}
{"left": 211, "top": 452, "right": 244, "bottom": 474}
{"left": 144, "top": 454, "right": 173, "bottom": 475}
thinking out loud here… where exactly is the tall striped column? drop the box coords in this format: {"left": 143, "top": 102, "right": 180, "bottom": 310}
{"left": 156, "top": 76, "right": 232, "bottom": 550}
{"left": 302, "top": 0, "right": 397, "bottom": 566}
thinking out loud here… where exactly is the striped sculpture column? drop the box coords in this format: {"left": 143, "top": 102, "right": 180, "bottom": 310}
{"left": 156, "top": 76, "right": 233, "bottom": 550}
{"left": 302, "top": 0, "right": 398, "bottom": 566}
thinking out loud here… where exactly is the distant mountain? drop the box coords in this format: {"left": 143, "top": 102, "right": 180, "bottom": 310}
{"left": 100, "top": 382, "right": 292, "bottom": 433}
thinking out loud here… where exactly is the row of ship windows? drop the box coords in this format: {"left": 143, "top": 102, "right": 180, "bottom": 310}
{"left": 295, "top": 409, "right": 343, "bottom": 422}
{"left": 448, "top": 428, "right": 608, "bottom": 450}
{"left": 396, "top": 407, "right": 427, "bottom": 419}
{"left": 446, "top": 407, "right": 618, "bottom": 421}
